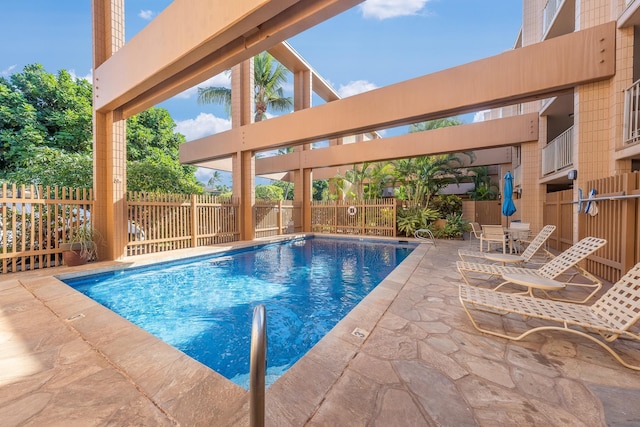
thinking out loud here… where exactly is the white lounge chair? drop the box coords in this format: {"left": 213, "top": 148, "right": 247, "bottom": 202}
{"left": 459, "top": 225, "right": 556, "bottom": 266}
{"left": 458, "top": 262, "right": 640, "bottom": 370}
{"left": 457, "top": 236, "right": 606, "bottom": 303}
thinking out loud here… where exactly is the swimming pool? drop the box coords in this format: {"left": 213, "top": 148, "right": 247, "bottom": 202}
{"left": 63, "top": 236, "right": 416, "bottom": 388}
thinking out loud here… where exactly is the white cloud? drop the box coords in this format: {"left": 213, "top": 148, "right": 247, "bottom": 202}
{"left": 473, "top": 110, "right": 490, "bottom": 123}
{"left": 68, "top": 69, "right": 93, "bottom": 83}
{"left": 1, "top": 64, "right": 17, "bottom": 76}
{"left": 360, "top": 0, "right": 431, "bottom": 20}
{"left": 139, "top": 10, "right": 154, "bottom": 20}
{"left": 175, "top": 113, "right": 231, "bottom": 141}
{"left": 174, "top": 73, "right": 231, "bottom": 99}
{"left": 337, "top": 80, "right": 378, "bottom": 98}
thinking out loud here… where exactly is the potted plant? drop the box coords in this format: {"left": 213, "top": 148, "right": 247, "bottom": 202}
{"left": 60, "top": 224, "right": 99, "bottom": 266}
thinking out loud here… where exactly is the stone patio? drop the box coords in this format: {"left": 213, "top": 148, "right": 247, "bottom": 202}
{"left": 1, "top": 237, "right": 639, "bottom": 426}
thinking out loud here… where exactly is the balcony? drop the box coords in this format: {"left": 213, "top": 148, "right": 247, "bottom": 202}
{"left": 619, "top": 0, "right": 640, "bottom": 28}
{"left": 542, "top": 126, "right": 573, "bottom": 175}
{"left": 624, "top": 79, "right": 640, "bottom": 145}
{"left": 542, "top": 0, "right": 574, "bottom": 40}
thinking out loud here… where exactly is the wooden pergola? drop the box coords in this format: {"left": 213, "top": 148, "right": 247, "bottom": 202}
{"left": 92, "top": 0, "right": 615, "bottom": 261}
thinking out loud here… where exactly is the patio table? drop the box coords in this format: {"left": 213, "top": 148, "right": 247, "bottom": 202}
{"left": 499, "top": 272, "right": 565, "bottom": 298}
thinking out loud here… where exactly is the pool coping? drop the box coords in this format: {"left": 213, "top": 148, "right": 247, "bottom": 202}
{"left": 3, "top": 233, "right": 430, "bottom": 425}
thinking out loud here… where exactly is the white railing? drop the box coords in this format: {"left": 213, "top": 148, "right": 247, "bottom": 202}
{"left": 543, "top": 0, "right": 561, "bottom": 35}
{"left": 513, "top": 165, "right": 522, "bottom": 188}
{"left": 624, "top": 79, "right": 640, "bottom": 145}
{"left": 542, "top": 126, "right": 574, "bottom": 175}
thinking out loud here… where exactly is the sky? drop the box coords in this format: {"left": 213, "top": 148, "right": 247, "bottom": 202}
{"left": 1, "top": 0, "right": 522, "bottom": 184}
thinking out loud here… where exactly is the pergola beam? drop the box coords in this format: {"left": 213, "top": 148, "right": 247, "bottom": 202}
{"left": 252, "top": 114, "right": 536, "bottom": 174}
{"left": 93, "top": 0, "right": 364, "bottom": 118}
{"left": 179, "top": 22, "right": 614, "bottom": 164}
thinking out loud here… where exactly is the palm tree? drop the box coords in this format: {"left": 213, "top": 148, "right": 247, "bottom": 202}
{"left": 392, "top": 154, "right": 464, "bottom": 208}
{"left": 207, "top": 170, "right": 222, "bottom": 188}
{"left": 467, "top": 166, "right": 498, "bottom": 200}
{"left": 197, "top": 52, "right": 293, "bottom": 122}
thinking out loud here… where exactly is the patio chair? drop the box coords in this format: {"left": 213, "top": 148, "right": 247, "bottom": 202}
{"left": 459, "top": 225, "right": 556, "bottom": 266}
{"left": 469, "top": 222, "right": 483, "bottom": 245}
{"left": 456, "top": 236, "right": 606, "bottom": 303}
{"left": 458, "top": 262, "right": 640, "bottom": 370}
{"left": 480, "top": 225, "right": 508, "bottom": 253}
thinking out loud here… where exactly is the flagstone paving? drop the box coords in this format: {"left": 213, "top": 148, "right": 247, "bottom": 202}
{"left": 1, "top": 237, "right": 639, "bottom": 426}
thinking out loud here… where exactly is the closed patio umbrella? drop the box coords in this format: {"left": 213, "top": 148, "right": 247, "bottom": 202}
{"left": 502, "top": 171, "right": 516, "bottom": 228}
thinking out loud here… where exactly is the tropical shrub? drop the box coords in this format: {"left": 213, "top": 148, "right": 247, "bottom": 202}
{"left": 430, "top": 195, "right": 462, "bottom": 218}
{"left": 434, "top": 213, "right": 469, "bottom": 239}
{"left": 396, "top": 206, "right": 440, "bottom": 237}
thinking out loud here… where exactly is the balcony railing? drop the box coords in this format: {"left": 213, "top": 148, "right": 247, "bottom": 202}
{"left": 543, "top": 0, "right": 561, "bottom": 35}
{"left": 542, "top": 126, "right": 574, "bottom": 175}
{"left": 624, "top": 78, "right": 640, "bottom": 145}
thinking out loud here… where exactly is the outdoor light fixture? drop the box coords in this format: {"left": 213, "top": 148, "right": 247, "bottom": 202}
{"left": 567, "top": 169, "right": 578, "bottom": 180}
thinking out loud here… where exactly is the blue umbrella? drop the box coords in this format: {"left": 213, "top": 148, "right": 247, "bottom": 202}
{"left": 502, "top": 171, "right": 516, "bottom": 227}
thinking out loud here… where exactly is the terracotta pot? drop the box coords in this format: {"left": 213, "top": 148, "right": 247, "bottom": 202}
{"left": 434, "top": 219, "right": 447, "bottom": 229}
{"left": 60, "top": 242, "right": 94, "bottom": 266}
{"left": 62, "top": 249, "right": 89, "bottom": 266}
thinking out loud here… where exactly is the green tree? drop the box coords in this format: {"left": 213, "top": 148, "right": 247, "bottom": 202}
{"left": 0, "top": 64, "right": 202, "bottom": 193}
{"left": 7, "top": 146, "right": 92, "bottom": 188}
{"left": 0, "top": 64, "right": 92, "bottom": 175}
{"left": 269, "top": 179, "right": 294, "bottom": 200}
{"left": 312, "top": 179, "right": 328, "bottom": 201}
{"left": 409, "top": 117, "right": 464, "bottom": 132}
{"left": 255, "top": 184, "right": 284, "bottom": 200}
{"left": 392, "top": 155, "right": 464, "bottom": 208}
{"left": 207, "top": 170, "right": 222, "bottom": 188}
{"left": 127, "top": 150, "right": 202, "bottom": 194}
{"left": 126, "top": 107, "right": 202, "bottom": 194}
{"left": 198, "top": 52, "right": 293, "bottom": 122}
{"left": 466, "top": 166, "right": 498, "bottom": 200}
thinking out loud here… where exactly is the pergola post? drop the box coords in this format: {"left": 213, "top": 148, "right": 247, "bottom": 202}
{"left": 292, "top": 68, "right": 313, "bottom": 231}
{"left": 92, "top": 0, "right": 128, "bottom": 261}
{"left": 231, "top": 59, "right": 256, "bottom": 240}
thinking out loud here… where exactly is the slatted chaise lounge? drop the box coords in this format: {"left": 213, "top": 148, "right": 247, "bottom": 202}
{"left": 458, "top": 262, "right": 640, "bottom": 370}
{"left": 456, "top": 236, "right": 606, "bottom": 303}
{"left": 458, "top": 225, "right": 556, "bottom": 266}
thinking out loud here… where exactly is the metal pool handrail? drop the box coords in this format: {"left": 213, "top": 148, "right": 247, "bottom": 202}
{"left": 250, "top": 304, "right": 267, "bottom": 427}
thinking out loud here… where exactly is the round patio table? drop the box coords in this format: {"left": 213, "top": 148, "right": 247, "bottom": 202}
{"left": 499, "top": 272, "right": 565, "bottom": 298}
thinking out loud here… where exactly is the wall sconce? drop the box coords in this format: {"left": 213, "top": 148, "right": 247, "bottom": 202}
{"left": 567, "top": 169, "right": 578, "bottom": 180}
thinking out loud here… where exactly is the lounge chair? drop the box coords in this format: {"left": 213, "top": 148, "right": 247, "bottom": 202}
{"left": 458, "top": 262, "right": 640, "bottom": 370}
{"left": 459, "top": 225, "right": 556, "bottom": 266}
{"left": 456, "top": 236, "right": 606, "bottom": 303}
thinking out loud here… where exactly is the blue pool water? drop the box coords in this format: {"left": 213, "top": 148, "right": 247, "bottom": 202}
{"left": 63, "top": 237, "right": 415, "bottom": 388}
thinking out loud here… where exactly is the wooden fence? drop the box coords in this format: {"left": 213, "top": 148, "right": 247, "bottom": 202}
{"left": 126, "top": 192, "right": 239, "bottom": 256}
{"left": 0, "top": 184, "right": 93, "bottom": 273}
{"left": 310, "top": 199, "right": 397, "bottom": 237}
{"left": 543, "top": 172, "right": 640, "bottom": 283}
{"left": 580, "top": 172, "right": 640, "bottom": 283}
{"left": 543, "top": 189, "right": 574, "bottom": 252}
{"left": 255, "top": 200, "right": 301, "bottom": 238}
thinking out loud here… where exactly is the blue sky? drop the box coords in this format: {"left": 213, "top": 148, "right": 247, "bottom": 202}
{"left": 1, "top": 0, "right": 522, "bottom": 183}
